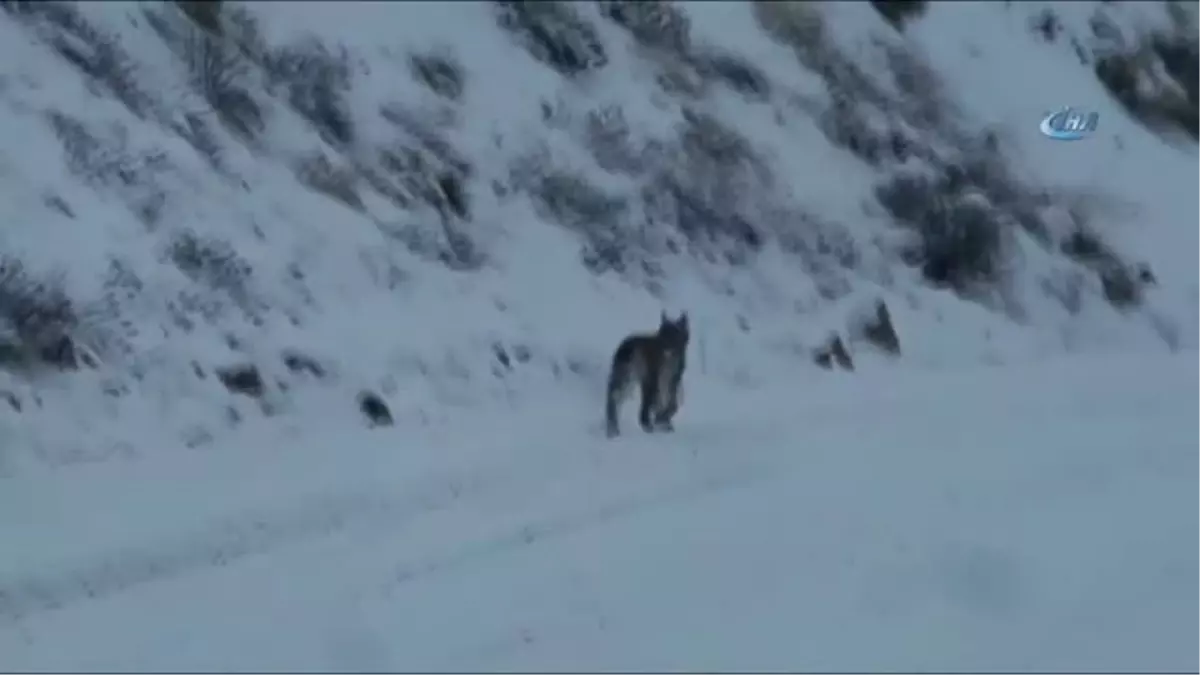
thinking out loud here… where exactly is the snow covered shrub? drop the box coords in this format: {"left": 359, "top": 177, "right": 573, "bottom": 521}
{"left": 754, "top": 2, "right": 916, "bottom": 164}
{"left": 0, "top": 257, "right": 90, "bottom": 373}
{"left": 869, "top": 0, "right": 928, "bottom": 32}
{"left": 379, "top": 218, "right": 484, "bottom": 273}
{"left": 1059, "top": 229, "right": 1152, "bottom": 309}
{"left": 1095, "top": 50, "right": 1196, "bottom": 141}
{"left": 690, "top": 48, "right": 772, "bottom": 101}
{"left": 265, "top": 38, "right": 355, "bottom": 147}
{"left": 563, "top": 106, "right": 772, "bottom": 273}
{"left": 512, "top": 157, "right": 634, "bottom": 275}
{"left": 368, "top": 107, "right": 481, "bottom": 269}
{"left": 583, "top": 105, "right": 664, "bottom": 175}
{"left": 1153, "top": 33, "right": 1198, "bottom": 110}
{"left": 409, "top": 49, "right": 465, "bottom": 102}
{"left": 493, "top": 0, "right": 608, "bottom": 77}
{"left": 168, "top": 232, "right": 258, "bottom": 317}
{"left": 659, "top": 109, "right": 769, "bottom": 262}
{"left": 751, "top": 1, "right": 826, "bottom": 64}
{"left": 876, "top": 168, "right": 1008, "bottom": 293}
{"left": 598, "top": 0, "right": 691, "bottom": 54}
{"left": 176, "top": 111, "right": 225, "bottom": 171}
{"left": 15, "top": 1, "right": 156, "bottom": 120}
{"left": 640, "top": 172, "right": 761, "bottom": 266}
{"left": 356, "top": 104, "right": 482, "bottom": 271}
{"left": 376, "top": 103, "right": 474, "bottom": 221}
{"left": 144, "top": 4, "right": 262, "bottom": 143}
{"left": 186, "top": 30, "right": 262, "bottom": 142}
{"left": 46, "top": 113, "right": 162, "bottom": 189}
{"left": 818, "top": 95, "right": 891, "bottom": 167}
{"left": 46, "top": 112, "right": 170, "bottom": 227}
{"left": 883, "top": 43, "right": 951, "bottom": 132}
{"left": 1092, "top": 8, "right": 1198, "bottom": 141}
{"left": 295, "top": 153, "right": 364, "bottom": 212}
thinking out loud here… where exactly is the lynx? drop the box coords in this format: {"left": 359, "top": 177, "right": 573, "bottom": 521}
{"left": 605, "top": 311, "right": 689, "bottom": 438}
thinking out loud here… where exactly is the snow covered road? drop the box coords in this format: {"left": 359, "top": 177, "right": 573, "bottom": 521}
{"left": 1, "top": 352, "right": 1195, "bottom": 671}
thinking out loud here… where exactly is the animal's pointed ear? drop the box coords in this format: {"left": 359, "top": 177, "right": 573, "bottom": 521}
{"left": 660, "top": 310, "right": 669, "bottom": 326}
{"left": 679, "top": 311, "right": 689, "bottom": 329}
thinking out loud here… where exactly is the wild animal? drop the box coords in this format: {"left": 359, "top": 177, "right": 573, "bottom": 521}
{"left": 605, "top": 311, "right": 690, "bottom": 438}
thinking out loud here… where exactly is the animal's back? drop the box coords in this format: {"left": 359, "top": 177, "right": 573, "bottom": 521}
{"left": 610, "top": 333, "right": 659, "bottom": 381}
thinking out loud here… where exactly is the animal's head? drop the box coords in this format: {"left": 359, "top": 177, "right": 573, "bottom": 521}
{"left": 657, "top": 311, "right": 690, "bottom": 352}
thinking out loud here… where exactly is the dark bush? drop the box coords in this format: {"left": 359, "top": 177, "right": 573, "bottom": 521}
{"left": 168, "top": 232, "right": 258, "bottom": 314}
{"left": 266, "top": 39, "right": 355, "bottom": 146}
{"left": 870, "top": 1, "right": 928, "bottom": 31}
{"left": 19, "top": 2, "right": 157, "bottom": 120}
{"left": 583, "top": 105, "right": 664, "bottom": 175}
{"left": 175, "top": 0, "right": 223, "bottom": 35}
{"left": 376, "top": 103, "right": 474, "bottom": 221}
{"left": 367, "top": 103, "right": 483, "bottom": 272}
{"left": 641, "top": 175, "right": 761, "bottom": 265}
{"left": 876, "top": 172, "right": 1006, "bottom": 292}
{"left": 46, "top": 112, "right": 170, "bottom": 227}
{"left": 409, "top": 50, "right": 465, "bottom": 101}
{"left": 1095, "top": 35, "right": 1198, "bottom": 141}
{"left": 494, "top": 1, "right": 607, "bottom": 77}
{"left": 184, "top": 29, "right": 263, "bottom": 141}
{"left": 1095, "top": 53, "right": 1140, "bottom": 111}
{"left": 691, "top": 49, "right": 771, "bottom": 100}
{"left": 521, "top": 164, "right": 632, "bottom": 274}
{"left": 819, "top": 95, "right": 886, "bottom": 166}
{"left": 295, "top": 153, "right": 364, "bottom": 212}
{"left": 0, "top": 257, "right": 87, "bottom": 372}
{"left": 1059, "top": 228, "right": 1151, "bottom": 309}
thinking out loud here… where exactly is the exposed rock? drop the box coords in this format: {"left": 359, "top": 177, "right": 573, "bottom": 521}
{"left": 358, "top": 390, "right": 393, "bottom": 428}
{"left": 282, "top": 350, "right": 326, "bottom": 378}
{"left": 216, "top": 363, "right": 265, "bottom": 398}
{"left": 852, "top": 300, "right": 902, "bottom": 356}
{"left": 812, "top": 333, "right": 854, "bottom": 372}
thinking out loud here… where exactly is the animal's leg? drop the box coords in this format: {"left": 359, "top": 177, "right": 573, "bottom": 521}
{"left": 654, "top": 374, "right": 682, "bottom": 432}
{"left": 654, "top": 396, "right": 677, "bottom": 432}
{"left": 638, "top": 376, "right": 659, "bottom": 433}
{"left": 605, "top": 368, "right": 628, "bottom": 439}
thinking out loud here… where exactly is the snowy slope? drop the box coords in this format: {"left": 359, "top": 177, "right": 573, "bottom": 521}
{"left": 0, "top": 0, "right": 1193, "bottom": 454}
{"left": 0, "top": 0, "right": 1196, "bottom": 670}
{"left": 1, "top": 351, "right": 1195, "bottom": 671}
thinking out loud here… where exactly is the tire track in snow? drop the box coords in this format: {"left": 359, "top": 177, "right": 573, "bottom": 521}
{"left": 0, "top": 417, "right": 782, "bottom": 624}
{"left": 0, "top": 485, "right": 443, "bottom": 623}
{"left": 0, "top": 445, "right": 577, "bottom": 623}
{"left": 385, "top": 461, "right": 772, "bottom": 593}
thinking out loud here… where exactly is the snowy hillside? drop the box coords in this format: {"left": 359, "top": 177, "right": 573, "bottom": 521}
{"left": 0, "top": 0, "right": 1194, "bottom": 452}
{"left": 0, "top": 0, "right": 1195, "bottom": 670}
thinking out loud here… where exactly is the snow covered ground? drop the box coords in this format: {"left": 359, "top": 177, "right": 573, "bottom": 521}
{"left": 1, "top": 350, "right": 1194, "bottom": 672}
